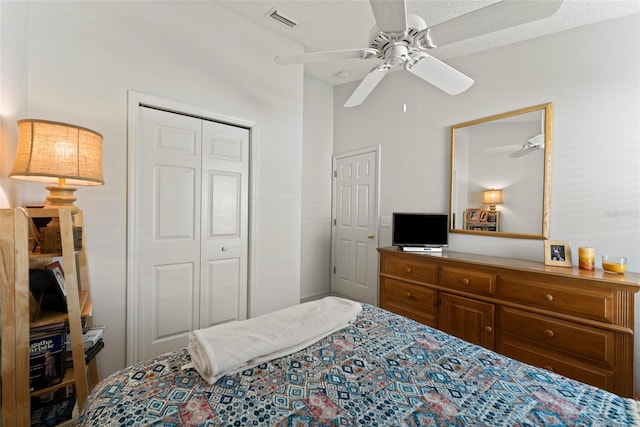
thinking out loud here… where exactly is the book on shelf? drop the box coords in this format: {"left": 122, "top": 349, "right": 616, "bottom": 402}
{"left": 65, "top": 339, "right": 104, "bottom": 369}
{"left": 65, "top": 325, "right": 104, "bottom": 351}
{"left": 30, "top": 395, "right": 76, "bottom": 427}
{"left": 29, "top": 323, "right": 67, "bottom": 392}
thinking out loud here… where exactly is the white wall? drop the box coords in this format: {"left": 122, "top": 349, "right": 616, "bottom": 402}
{"left": 334, "top": 14, "right": 640, "bottom": 272}
{"left": 300, "top": 76, "right": 333, "bottom": 299}
{"left": 1, "top": 1, "right": 306, "bottom": 378}
{"left": 0, "top": 2, "right": 28, "bottom": 206}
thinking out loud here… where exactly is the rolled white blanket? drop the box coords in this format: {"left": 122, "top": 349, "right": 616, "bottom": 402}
{"left": 183, "top": 296, "right": 362, "bottom": 384}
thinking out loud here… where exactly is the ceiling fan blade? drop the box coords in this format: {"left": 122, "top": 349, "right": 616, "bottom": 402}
{"left": 369, "top": 0, "right": 407, "bottom": 33}
{"left": 485, "top": 144, "right": 526, "bottom": 153}
{"left": 275, "top": 48, "right": 378, "bottom": 65}
{"left": 406, "top": 54, "right": 474, "bottom": 95}
{"left": 344, "top": 68, "right": 389, "bottom": 107}
{"left": 429, "top": 0, "right": 564, "bottom": 47}
{"left": 510, "top": 148, "right": 534, "bottom": 158}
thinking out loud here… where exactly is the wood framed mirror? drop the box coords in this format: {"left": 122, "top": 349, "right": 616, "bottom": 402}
{"left": 449, "top": 103, "right": 552, "bottom": 239}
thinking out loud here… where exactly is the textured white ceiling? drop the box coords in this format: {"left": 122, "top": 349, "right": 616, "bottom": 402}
{"left": 218, "top": 0, "right": 640, "bottom": 86}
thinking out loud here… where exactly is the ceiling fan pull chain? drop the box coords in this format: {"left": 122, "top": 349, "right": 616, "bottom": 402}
{"left": 402, "top": 70, "right": 407, "bottom": 113}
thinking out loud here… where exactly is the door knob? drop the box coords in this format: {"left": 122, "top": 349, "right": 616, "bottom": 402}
{"left": 368, "top": 233, "right": 374, "bottom": 239}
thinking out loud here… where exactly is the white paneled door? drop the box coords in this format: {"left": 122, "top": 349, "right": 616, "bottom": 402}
{"left": 134, "top": 107, "right": 248, "bottom": 361}
{"left": 331, "top": 148, "right": 379, "bottom": 305}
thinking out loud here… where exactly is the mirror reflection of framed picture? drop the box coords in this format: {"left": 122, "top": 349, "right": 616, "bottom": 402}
{"left": 544, "top": 240, "right": 572, "bottom": 267}
{"left": 467, "top": 209, "right": 480, "bottom": 222}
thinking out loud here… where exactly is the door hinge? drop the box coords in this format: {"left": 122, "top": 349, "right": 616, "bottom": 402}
{"left": 333, "top": 219, "right": 336, "bottom": 226}
{"left": 333, "top": 266, "right": 336, "bottom": 274}
{"left": 333, "top": 170, "right": 337, "bottom": 178}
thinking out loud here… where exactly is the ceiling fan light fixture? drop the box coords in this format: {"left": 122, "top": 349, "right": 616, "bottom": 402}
{"left": 385, "top": 44, "right": 409, "bottom": 67}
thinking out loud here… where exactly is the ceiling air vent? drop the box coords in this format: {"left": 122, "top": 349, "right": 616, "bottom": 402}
{"left": 266, "top": 8, "right": 298, "bottom": 29}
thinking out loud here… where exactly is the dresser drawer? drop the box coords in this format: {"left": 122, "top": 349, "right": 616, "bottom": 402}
{"left": 499, "top": 307, "right": 614, "bottom": 367}
{"left": 381, "top": 255, "right": 438, "bottom": 283}
{"left": 499, "top": 277, "right": 614, "bottom": 323}
{"left": 381, "top": 278, "right": 437, "bottom": 312}
{"left": 382, "top": 301, "right": 437, "bottom": 328}
{"left": 499, "top": 338, "right": 614, "bottom": 392}
{"left": 440, "top": 266, "right": 496, "bottom": 296}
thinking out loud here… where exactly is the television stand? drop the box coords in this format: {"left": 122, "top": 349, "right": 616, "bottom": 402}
{"left": 399, "top": 246, "right": 443, "bottom": 253}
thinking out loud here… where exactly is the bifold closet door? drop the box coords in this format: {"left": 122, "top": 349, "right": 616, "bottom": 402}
{"left": 135, "top": 107, "right": 248, "bottom": 361}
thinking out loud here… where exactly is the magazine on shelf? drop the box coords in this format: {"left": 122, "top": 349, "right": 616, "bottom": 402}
{"left": 29, "top": 323, "right": 66, "bottom": 392}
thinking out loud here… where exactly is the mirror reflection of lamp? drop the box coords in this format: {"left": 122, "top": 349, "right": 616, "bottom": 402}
{"left": 10, "top": 119, "right": 104, "bottom": 252}
{"left": 482, "top": 189, "right": 503, "bottom": 223}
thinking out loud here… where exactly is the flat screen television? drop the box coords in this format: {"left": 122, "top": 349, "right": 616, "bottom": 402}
{"left": 392, "top": 213, "right": 448, "bottom": 252}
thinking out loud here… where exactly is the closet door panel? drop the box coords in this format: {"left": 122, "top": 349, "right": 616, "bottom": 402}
{"left": 136, "top": 108, "right": 202, "bottom": 362}
{"left": 200, "top": 121, "right": 249, "bottom": 329}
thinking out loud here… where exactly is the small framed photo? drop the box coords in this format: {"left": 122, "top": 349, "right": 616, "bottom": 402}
{"left": 45, "top": 261, "right": 66, "bottom": 296}
{"left": 479, "top": 210, "right": 489, "bottom": 222}
{"left": 467, "top": 209, "right": 480, "bottom": 222}
{"left": 544, "top": 240, "right": 572, "bottom": 267}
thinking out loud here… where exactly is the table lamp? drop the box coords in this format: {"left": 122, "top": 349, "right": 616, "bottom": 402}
{"left": 10, "top": 119, "right": 104, "bottom": 251}
{"left": 482, "top": 189, "right": 503, "bottom": 222}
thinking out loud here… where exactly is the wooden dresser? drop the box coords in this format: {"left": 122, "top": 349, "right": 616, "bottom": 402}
{"left": 378, "top": 247, "right": 640, "bottom": 399}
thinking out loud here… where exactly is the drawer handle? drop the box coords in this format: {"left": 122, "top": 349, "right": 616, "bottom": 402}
{"left": 461, "top": 278, "right": 470, "bottom": 285}
{"left": 544, "top": 294, "right": 553, "bottom": 302}
{"left": 484, "top": 326, "right": 493, "bottom": 333}
{"left": 543, "top": 329, "right": 555, "bottom": 338}
{"left": 405, "top": 291, "right": 412, "bottom": 298}
{"left": 543, "top": 365, "right": 554, "bottom": 372}
{"left": 405, "top": 267, "right": 412, "bottom": 274}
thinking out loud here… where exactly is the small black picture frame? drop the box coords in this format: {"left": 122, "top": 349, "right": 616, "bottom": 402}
{"left": 29, "top": 269, "right": 68, "bottom": 315}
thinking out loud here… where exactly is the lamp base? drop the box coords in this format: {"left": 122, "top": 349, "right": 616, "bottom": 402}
{"left": 45, "top": 184, "right": 79, "bottom": 214}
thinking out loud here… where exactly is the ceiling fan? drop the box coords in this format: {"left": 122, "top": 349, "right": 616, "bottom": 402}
{"left": 485, "top": 133, "right": 545, "bottom": 158}
{"left": 274, "top": 0, "right": 563, "bottom": 107}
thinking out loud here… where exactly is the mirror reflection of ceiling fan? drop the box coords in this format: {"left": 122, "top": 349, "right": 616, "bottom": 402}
{"left": 485, "top": 133, "right": 545, "bottom": 158}
{"left": 274, "top": 0, "right": 563, "bottom": 107}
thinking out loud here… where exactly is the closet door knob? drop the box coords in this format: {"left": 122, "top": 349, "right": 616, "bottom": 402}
{"left": 485, "top": 326, "right": 493, "bottom": 333}
{"left": 543, "top": 329, "right": 555, "bottom": 338}
{"left": 405, "top": 267, "right": 412, "bottom": 273}
{"left": 461, "top": 278, "right": 470, "bottom": 285}
{"left": 221, "top": 246, "right": 227, "bottom": 252}
{"left": 544, "top": 294, "right": 553, "bottom": 302}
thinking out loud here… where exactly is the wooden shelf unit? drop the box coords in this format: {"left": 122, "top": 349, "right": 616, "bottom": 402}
{"left": 1, "top": 207, "right": 98, "bottom": 426}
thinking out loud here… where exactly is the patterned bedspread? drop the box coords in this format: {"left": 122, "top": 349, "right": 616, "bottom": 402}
{"left": 80, "top": 304, "right": 640, "bottom": 426}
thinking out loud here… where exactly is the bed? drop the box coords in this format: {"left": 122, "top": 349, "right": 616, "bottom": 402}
{"left": 79, "top": 303, "right": 640, "bottom": 426}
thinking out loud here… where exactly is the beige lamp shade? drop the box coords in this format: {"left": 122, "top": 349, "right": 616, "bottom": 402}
{"left": 10, "top": 119, "right": 104, "bottom": 213}
{"left": 11, "top": 119, "right": 104, "bottom": 186}
{"left": 482, "top": 189, "right": 503, "bottom": 205}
